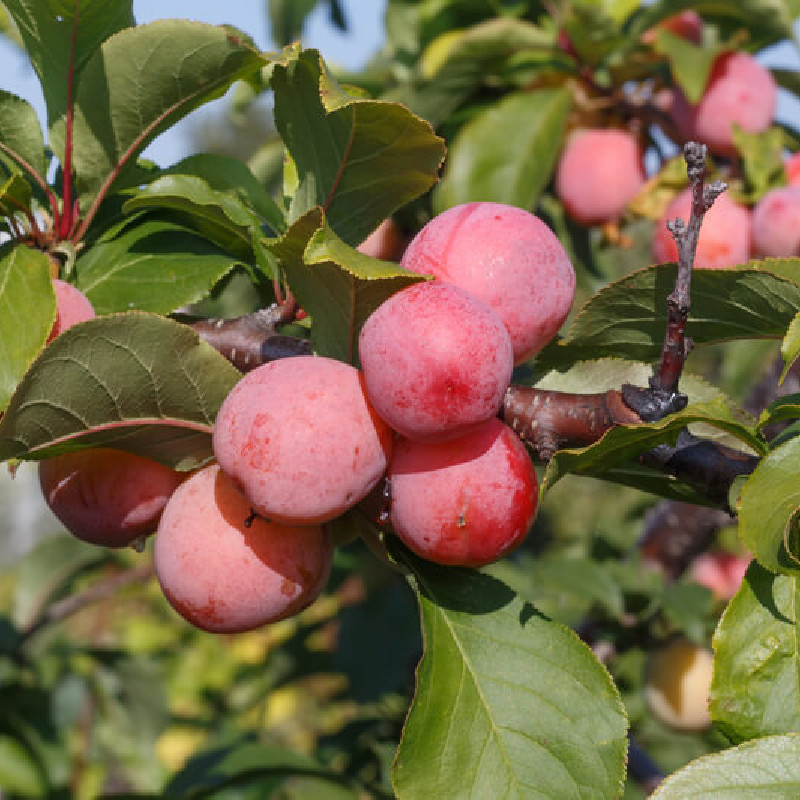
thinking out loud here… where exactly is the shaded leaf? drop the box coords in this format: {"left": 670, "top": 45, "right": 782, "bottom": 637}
{"left": 268, "top": 0, "right": 320, "bottom": 47}
{"left": 272, "top": 48, "right": 444, "bottom": 246}
{"left": 0, "top": 172, "right": 32, "bottom": 218}
{"left": 0, "top": 313, "right": 240, "bottom": 469}
{"left": 542, "top": 397, "right": 764, "bottom": 496}
{"left": 162, "top": 153, "right": 285, "bottom": 235}
{"left": 0, "top": 244, "right": 55, "bottom": 412}
{"left": 537, "top": 264, "right": 800, "bottom": 369}
{"left": 166, "top": 742, "right": 349, "bottom": 796}
{"left": 734, "top": 125, "right": 786, "bottom": 203}
{"left": 51, "top": 20, "right": 265, "bottom": 207}
{"left": 75, "top": 215, "right": 240, "bottom": 315}
{"left": 738, "top": 436, "right": 800, "bottom": 576}
{"left": 3, "top": 0, "right": 134, "bottom": 125}
{"left": 392, "top": 556, "right": 628, "bottom": 799}
{"left": 270, "top": 209, "right": 426, "bottom": 363}
{"left": 710, "top": 561, "right": 800, "bottom": 742}
{"left": 0, "top": 90, "right": 46, "bottom": 181}
{"left": 433, "top": 88, "right": 571, "bottom": 214}
{"left": 650, "top": 734, "right": 800, "bottom": 797}
{"left": 13, "top": 534, "right": 102, "bottom": 628}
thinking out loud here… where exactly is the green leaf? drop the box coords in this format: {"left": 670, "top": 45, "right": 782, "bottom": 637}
{"left": 781, "top": 309, "right": 800, "bottom": 382}
{"left": 758, "top": 393, "right": 800, "bottom": 431}
{"left": 74, "top": 215, "right": 240, "bottom": 315}
{"left": 650, "top": 734, "right": 800, "bottom": 797}
{"left": 2, "top": 0, "right": 134, "bottom": 125}
{"left": 0, "top": 90, "right": 46, "bottom": 181}
{"left": 51, "top": 20, "right": 265, "bottom": 208}
{"left": 122, "top": 177, "right": 263, "bottom": 261}
{"left": 268, "top": 0, "right": 320, "bottom": 46}
{"left": 433, "top": 88, "right": 571, "bottom": 214}
{"left": 403, "top": 18, "right": 558, "bottom": 127}
{"left": 542, "top": 396, "right": 764, "bottom": 496}
{"left": 738, "top": 437, "right": 800, "bottom": 576}
{"left": 12, "top": 533, "right": 102, "bottom": 628}
{"left": 538, "top": 264, "right": 800, "bottom": 369}
{"left": 166, "top": 742, "right": 349, "bottom": 796}
{"left": 392, "top": 557, "right": 629, "bottom": 799}
{"left": 628, "top": 0, "right": 795, "bottom": 44}
{"left": 270, "top": 209, "right": 426, "bottom": 363}
{"left": 162, "top": 153, "right": 285, "bottom": 235}
{"left": 0, "top": 172, "right": 32, "bottom": 219}
{"left": 0, "top": 313, "right": 240, "bottom": 469}
{"left": 0, "top": 735, "right": 46, "bottom": 797}
{"left": 710, "top": 561, "right": 800, "bottom": 742}
{"left": 733, "top": 126, "right": 786, "bottom": 203}
{"left": 652, "top": 31, "right": 718, "bottom": 104}
{"left": 272, "top": 48, "right": 444, "bottom": 246}
{"left": 0, "top": 245, "right": 55, "bottom": 413}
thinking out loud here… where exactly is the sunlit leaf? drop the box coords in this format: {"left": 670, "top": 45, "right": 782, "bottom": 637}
{"left": 272, "top": 48, "right": 444, "bottom": 246}
{"left": 393, "top": 556, "right": 629, "bottom": 799}
{"left": 433, "top": 88, "right": 571, "bottom": 213}
{"left": 0, "top": 244, "right": 55, "bottom": 412}
{"left": 0, "top": 90, "right": 46, "bottom": 180}
{"left": 711, "top": 561, "right": 800, "bottom": 742}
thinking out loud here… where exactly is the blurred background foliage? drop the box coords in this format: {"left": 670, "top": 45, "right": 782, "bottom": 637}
{"left": 3, "top": 0, "right": 800, "bottom": 796}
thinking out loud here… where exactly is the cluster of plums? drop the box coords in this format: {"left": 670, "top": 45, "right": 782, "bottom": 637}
{"left": 556, "top": 13, "right": 799, "bottom": 268}
{"left": 37, "top": 201, "right": 577, "bottom": 634}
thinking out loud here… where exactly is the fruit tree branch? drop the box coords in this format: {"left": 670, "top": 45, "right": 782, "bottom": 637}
{"left": 650, "top": 142, "right": 727, "bottom": 404}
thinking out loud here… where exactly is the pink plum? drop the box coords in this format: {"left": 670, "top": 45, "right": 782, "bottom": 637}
{"left": 40, "top": 448, "right": 185, "bottom": 547}
{"left": 48, "top": 279, "right": 95, "bottom": 343}
{"left": 389, "top": 418, "right": 538, "bottom": 567}
{"left": 670, "top": 51, "right": 777, "bottom": 157}
{"left": 400, "top": 202, "right": 575, "bottom": 363}
{"left": 358, "top": 281, "right": 514, "bottom": 442}
{"left": 155, "top": 465, "right": 332, "bottom": 633}
{"left": 213, "top": 356, "right": 393, "bottom": 524}
{"left": 751, "top": 186, "right": 800, "bottom": 257}
{"left": 653, "top": 186, "right": 751, "bottom": 268}
{"left": 555, "top": 129, "right": 646, "bottom": 226}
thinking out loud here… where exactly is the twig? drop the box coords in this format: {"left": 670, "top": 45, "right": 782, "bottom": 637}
{"left": 502, "top": 386, "right": 642, "bottom": 460}
{"left": 650, "top": 143, "right": 727, "bottom": 401}
{"left": 19, "top": 561, "right": 154, "bottom": 645}
{"left": 189, "top": 303, "right": 310, "bottom": 372}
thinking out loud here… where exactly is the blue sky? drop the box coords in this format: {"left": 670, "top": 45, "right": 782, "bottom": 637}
{"left": 0, "top": 0, "right": 387, "bottom": 166}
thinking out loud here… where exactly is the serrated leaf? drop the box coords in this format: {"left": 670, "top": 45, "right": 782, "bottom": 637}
{"left": 433, "top": 88, "right": 571, "bottom": 214}
{"left": 2, "top": 0, "right": 134, "bottom": 125}
{"left": 392, "top": 557, "right": 628, "bottom": 799}
{"left": 0, "top": 90, "right": 46, "bottom": 181}
{"left": 0, "top": 313, "right": 240, "bottom": 469}
{"left": 272, "top": 48, "right": 444, "bottom": 246}
{"left": 50, "top": 20, "right": 265, "bottom": 208}
{"left": 738, "top": 437, "right": 800, "bottom": 576}
{"left": 650, "top": 734, "right": 800, "bottom": 797}
{"left": 710, "top": 561, "right": 800, "bottom": 743}
{"left": 74, "top": 215, "right": 240, "bottom": 315}
{"left": 542, "top": 397, "right": 764, "bottom": 496}
{"left": 270, "top": 209, "right": 426, "bottom": 363}
{"left": 538, "top": 264, "right": 800, "bottom": 369}
{"left": 0, "top": 245, "right": 55, "bottom": 412}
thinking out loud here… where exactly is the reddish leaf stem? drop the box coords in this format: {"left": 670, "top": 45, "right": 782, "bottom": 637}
{"left": 0, "top": 142, "right": 63, "bottom": 233}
